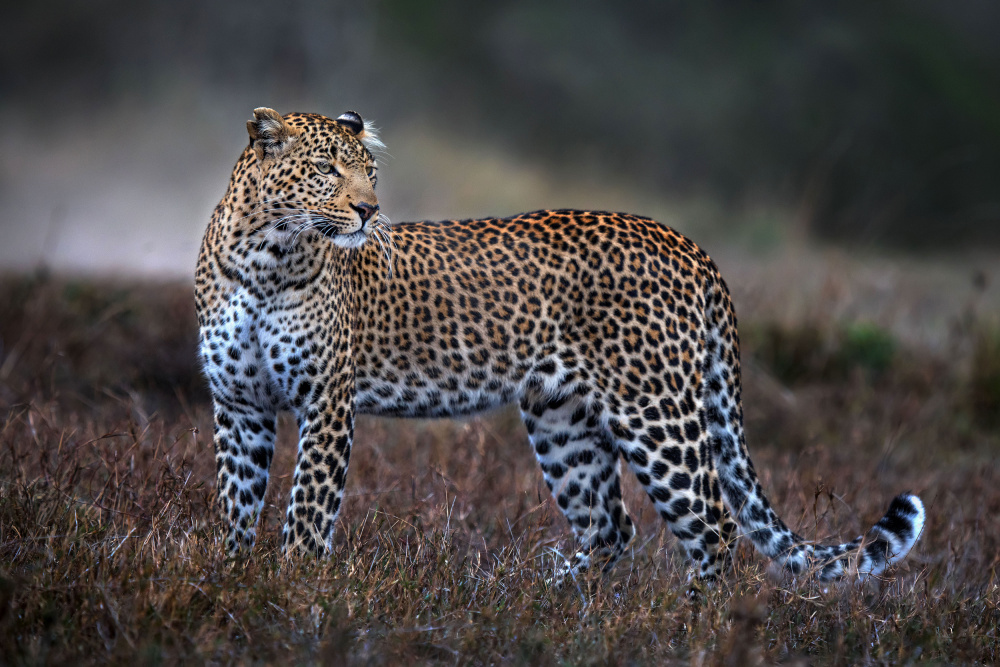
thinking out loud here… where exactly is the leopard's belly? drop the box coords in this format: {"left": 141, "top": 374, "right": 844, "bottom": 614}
{"left": 354, "top": 369, "right": 522, "bottom": 418}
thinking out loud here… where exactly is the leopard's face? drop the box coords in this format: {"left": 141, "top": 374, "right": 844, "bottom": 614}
{"left": 245, "top": 109, "right": 381, "bottom": 249}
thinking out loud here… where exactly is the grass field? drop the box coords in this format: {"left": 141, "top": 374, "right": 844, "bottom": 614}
{"left": 1, "top": 269, "right": 998, "bottom": 665}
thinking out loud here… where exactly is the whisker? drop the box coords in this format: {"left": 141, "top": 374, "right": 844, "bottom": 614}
{"left": 257, "top": 214, "right": 315, "bottom": 249}
{"left": 227, "top": 195, "right": 287, "bottom": 220}
{"left": 228, "top": 195, "right": 311, "bottom": 225}
{"left": 292, "top": 218, "right": 320, "bottom": 244}
{"left": 372, "top": 228, "right": 390, "bottom": 273}
{"left": 378, "top": 221, "right": 398, "bottom": 257}
{"left": 232, "top": 206, "right": 307, "bottom": 229}
{"left": 258, "top": 213, "right": 322, "bottom": 248}
{"left": 292, "top": 214, "right": 336, "bottom": 243}
{"left": 372, "top": 226, "right": 395, "bottom": 279}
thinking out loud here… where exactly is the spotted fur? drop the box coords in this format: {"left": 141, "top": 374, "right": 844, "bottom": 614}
{"left": 195, "top": 109, "right": 925, "bottom": 582}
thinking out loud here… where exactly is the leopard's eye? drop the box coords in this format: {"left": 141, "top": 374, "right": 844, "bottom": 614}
{"left": 316, "top": 162, "right": 339, "bottom": 176}
{"left": 366, "top": 165, "right": 376, "bottom": 178}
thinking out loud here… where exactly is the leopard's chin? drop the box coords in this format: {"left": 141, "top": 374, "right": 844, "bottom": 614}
{"left": 330, "top": 229, "right": 368, "bottom": 249}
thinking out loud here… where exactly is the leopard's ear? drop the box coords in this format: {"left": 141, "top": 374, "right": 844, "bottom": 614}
{"left": 246, "top": 108, "right": 301, "bottom": 162}
{"left": 336, "top": 111, "right": 386, "bottom": 154}
{"left": 335, "top": 111, "right": 364, "bottom": 135}
{"left": 336, "top": 111, "right": 385, "bottom": 154}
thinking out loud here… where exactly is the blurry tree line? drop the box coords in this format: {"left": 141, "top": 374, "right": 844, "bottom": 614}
{"left": 4, "top": 0, "right": 999, "bottom": 248}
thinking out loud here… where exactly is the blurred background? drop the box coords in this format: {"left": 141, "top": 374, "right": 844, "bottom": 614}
{"left": 2, "top": 0, "right": 1000, "bottom": 347}
{"left": 3, "top": 0, "right": 1000, "bottom": 270}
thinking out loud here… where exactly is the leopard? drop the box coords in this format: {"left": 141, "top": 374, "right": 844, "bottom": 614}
{"left": 195, "top": 108, "right": 925, "bottom": 584}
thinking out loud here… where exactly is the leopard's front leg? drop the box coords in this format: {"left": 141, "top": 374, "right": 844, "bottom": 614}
{"left": 282, "top": 360, "right": 356, "bottom": 556}
{"left": 200, "top": 308, "right": 279, "bottom": 556}
{"left": 211, "top": 397, "right": 277, "bottom": 554}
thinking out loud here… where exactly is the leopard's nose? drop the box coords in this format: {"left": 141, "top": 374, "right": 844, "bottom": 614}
{"left": 351, "top": 202, "right": 378, "bottom": 224}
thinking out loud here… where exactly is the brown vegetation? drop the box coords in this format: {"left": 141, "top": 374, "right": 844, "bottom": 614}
{"left": 0, "top": 274, "right": 997, "bottom": 664}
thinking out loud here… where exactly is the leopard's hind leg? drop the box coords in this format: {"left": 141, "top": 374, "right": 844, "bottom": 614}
{"left": 520, "top": 389, "right": 636, "bottom": 581}
{"left": 603, "top": 386, "right": 738, "bottom": 580}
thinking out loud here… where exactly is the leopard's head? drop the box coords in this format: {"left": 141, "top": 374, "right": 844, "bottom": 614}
{"left": 244, "top": 108, "right": 383, "bottom": 249}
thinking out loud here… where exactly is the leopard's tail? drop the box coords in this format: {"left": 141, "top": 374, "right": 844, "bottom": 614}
{"left": 702, "top": 271, "right": 924, "bottom": 581}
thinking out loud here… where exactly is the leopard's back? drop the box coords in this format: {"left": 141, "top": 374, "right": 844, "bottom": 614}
{"left": 352, "top": 210, "right": 724, "bottom": 421}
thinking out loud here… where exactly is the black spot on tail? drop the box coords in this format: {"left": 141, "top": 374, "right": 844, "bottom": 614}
{"left": 878, "top": 494, "right": 920, "bottom": 542}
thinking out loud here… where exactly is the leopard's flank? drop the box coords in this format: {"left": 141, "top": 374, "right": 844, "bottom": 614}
{"left": 195, "top": 108, "right": 925, "bottom": 583}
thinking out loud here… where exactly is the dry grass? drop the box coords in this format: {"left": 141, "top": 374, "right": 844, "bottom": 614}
{"left": 1, "top": 274, "right": 998, "bottom": 665}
